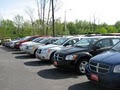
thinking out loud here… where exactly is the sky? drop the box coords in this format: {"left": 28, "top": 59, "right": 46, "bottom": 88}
{"left": 0, "top": 0, "right": 120, "bottom": 25}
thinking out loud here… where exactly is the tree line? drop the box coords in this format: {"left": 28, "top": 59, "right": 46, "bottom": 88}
{"left": 0, "top": 16, "right": 120, "bottom": 39}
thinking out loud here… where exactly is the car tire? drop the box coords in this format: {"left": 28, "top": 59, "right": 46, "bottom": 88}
{"left": 34, "top": 49, "right": 37, "bottom": 58}
{"left": 76, "top": 58, "right": 89, "bottom": 74}
{"left": 50, "top": 52, "right": 55, "bottom": 63}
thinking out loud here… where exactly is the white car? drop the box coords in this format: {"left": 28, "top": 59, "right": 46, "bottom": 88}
{"left": 19, "top": 37, "right": 44, "bottom": 51}
{"left": 23, "top": 37, "right": 59, "bottom": 57}
{"left": 10, "top": 38, "right": 23, "bottom": 48}
{"left": 36, "top": 37, "right": 82, "bottom": 62}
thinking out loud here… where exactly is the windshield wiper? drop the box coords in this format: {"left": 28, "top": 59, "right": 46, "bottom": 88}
{"left": 75, "top": 46, "right": 83, "bottom": 48}
{"left": 111, "top": 48, "right": 117, "bottom": 51}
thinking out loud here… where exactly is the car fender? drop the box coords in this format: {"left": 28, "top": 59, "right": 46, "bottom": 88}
{"left": 74, "top": 52, "right": 92, "bottom": 64}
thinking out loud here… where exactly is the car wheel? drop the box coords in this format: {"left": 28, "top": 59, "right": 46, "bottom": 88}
{"left": 76, "top": 58, "right": 89, "bottom": 74}
{"left": 50, "top": 52, "right": 55, "bottom": 63}
{"left": 34, "top": 49, "right": 37, "bottom": 58}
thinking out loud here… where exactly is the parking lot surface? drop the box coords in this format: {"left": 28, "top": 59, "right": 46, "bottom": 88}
{"left": 0, "top": 46, "right": 115, "bottom": 90}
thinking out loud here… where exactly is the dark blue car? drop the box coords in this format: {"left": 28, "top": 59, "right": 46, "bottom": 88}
{"left": 85, "top": 41, "right": 120, "bottom": 88}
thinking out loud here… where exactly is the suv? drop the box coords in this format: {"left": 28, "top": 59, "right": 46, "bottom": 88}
{"left": 53, "top": 36, "right": 120, "bottom": 74}
{"left": 36, "top": 37, "right": 82, "bottom": 62}
{"left": 85, "top": 41, "right": 120, "bottom": 88}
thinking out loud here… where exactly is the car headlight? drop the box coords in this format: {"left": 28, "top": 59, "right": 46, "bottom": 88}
{"left": 65, "top": 55, "right": 78, "bottom": 60}
{"left": 113, "top": 65, "right": 120, "bottom": 73}
{"left": 42, "top": 49, "right": 51, "bottom": 54}
{"left": 16, "top": 42, "right": 20, "bottom": 44}
{"left": 28, "top": 46, "right": 33, "bottom": 50}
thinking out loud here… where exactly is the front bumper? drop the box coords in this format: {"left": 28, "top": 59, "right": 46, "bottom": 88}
{"left": 85, "top": 65, "right": 120, "bottom": 88}
{"left": 36, "top": 53, "right": 50, "bottom": 61}
{"left": 53, "top": 59, "right": 76, "bottom": 70}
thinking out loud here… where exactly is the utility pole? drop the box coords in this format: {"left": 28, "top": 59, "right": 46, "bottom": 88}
{"left": 51, "top": 0, "right": 55, "bottom": 37}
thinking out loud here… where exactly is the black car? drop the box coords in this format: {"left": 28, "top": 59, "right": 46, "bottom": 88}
{"left": 85, "top": 41, "right": 120, "bottom": 88}
{"left": 53, "top": 36, "right": 120, "bottom": 74}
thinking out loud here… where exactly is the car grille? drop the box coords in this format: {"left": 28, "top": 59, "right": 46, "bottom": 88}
{"left": 37, "top": 49, "right": 41, "bottom": 54}
{"left": 89, "top": 61, "right": 110, "bottom": 74}
{"left": 54, "top": 53, "right": 64, "bottom": 61}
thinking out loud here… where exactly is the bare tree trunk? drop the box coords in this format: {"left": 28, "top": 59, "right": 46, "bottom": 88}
{"left": 42, "top": 0, "right": 46, "bottom": 35}
{"left": 25, "top": 7, "right": 35, "bottom": 35}
{"left": 46, "top": 1, "right": 51, "bottom": 35}
{"left": 37, "top": 0, "right": 42, "bottom": 34}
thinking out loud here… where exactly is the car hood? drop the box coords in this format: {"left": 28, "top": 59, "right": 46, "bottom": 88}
{"left": 91, "top": 50, "right": 120, "bottom": 65}
{"left": 56, "top": 47, "right": 87, "bottom": 55}
{"left": 38, "top": 44, "right": 60, "bottom": 49}
{"left": 21, "top": 41, "right": 35, "bottom": 45}
{"left": 27, "top": 42, "right": 40, "bottom": 47}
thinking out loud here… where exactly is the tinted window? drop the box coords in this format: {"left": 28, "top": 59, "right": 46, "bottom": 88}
{"left": 112, "top": 39, "right": 120, "bottom": 45}
{"left": 74, "top": 38, "right": 98, "bottom": 48}
{"left": 112, "top": 42, "right": 120, "bottom": 51}
{"left": 64, "top": 39, "right": 79, "bottom": 46}
{"left": 53, "top": 38, "right": 69, "bottom": 45}
{"left": 95, "top": 39, "right": 111, "bottom": 48}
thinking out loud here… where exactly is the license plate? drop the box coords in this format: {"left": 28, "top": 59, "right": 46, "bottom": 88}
{"left": 54, "top": 61, "right": 57, "bottom": 66}
{"left": 91, "top": 73, "right": 99, "bottom": 81}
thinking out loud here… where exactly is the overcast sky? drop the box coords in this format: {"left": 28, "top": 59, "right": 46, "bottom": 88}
{"left": 0, "top": 0, "right": 120, "bottom": 25}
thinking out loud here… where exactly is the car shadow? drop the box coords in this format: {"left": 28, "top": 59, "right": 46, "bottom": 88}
{"left": 0, "top": 46, "right": 19, "bottom": 52}
{"left": 12, "top": 51, "right": 26, "bottom": 54}
{"left": 15, "top": 54, "right": 35, "bottom": 59}
{"left": 37, "top": 68, "right": 82, "bottom": 80}
{"left": 24, "top": 60, "right": 52, "bottom": 67}
{"left": 68, "top": 81, "right": 116, "bottom": 90}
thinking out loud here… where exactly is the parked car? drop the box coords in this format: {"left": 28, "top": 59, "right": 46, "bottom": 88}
{"left": 36, "top": 36, "right": 82, "bottom": 62}
{"left": 0, "top": 39, "right": 1, "bottom": 45}
{"left": 85, "top": 41, "right": 120, "bottom": 88}
{"left": 20, "top": 37, "right": 45, "bottom": 51}
{"left": 14, "top": 36, "right": 40, "bottom": 49}
{"left": 2, "top": 37, "right": 11, "bottom": 46}
{"left": 23, "top": 37, "right": 60, "bottom": 57}
{"left": 53, "top": 36, "right": 120, "bottom": 74}
{"left": 9, "top": 38, "right": 24, "bottom": 48}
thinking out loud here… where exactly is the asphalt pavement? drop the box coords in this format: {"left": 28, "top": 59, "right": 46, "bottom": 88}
{"left": 0, "top": 46, "right": 115, "bottom": 90}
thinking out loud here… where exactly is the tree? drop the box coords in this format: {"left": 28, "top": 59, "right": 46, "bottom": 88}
{"left": 0, "top": 19, "right": 15, "bottom": 38}
{"left": 98, "top": 27, "right": 107, "bottom": 34}
{"left": 25, "top": 7, "right": 36, "bottom": 35}
{"left": 13, "top": 14, "right": 24, "bottom": 37}
{"left": 67, "top": 22, "right": 76, "bottom": 35}
{"left": 107, "top": 25, "right": 118, "bottom": 33}
{"left": 115, "top": 21, "right": 120, "bottom": 32}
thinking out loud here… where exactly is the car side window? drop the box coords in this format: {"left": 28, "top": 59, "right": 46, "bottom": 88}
{"left": 64, "top": 39, "right": 79, "bottom": 46}
{"left": 95, "top": 39, "right": 111, "bottom": 48}
{"left": 111, "top": 39, "right": 120, "bottom": 45}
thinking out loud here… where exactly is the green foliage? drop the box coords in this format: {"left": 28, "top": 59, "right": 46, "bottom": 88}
{"left": 97, "top": 27, "right": 107, "bottom": 34}
{"left": 1, "top": 14, "right": 120, "bottom": 39}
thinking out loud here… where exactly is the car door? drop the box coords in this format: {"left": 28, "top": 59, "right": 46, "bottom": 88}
{"left": 90, "top": 38, "right": 112, "bottom": 56}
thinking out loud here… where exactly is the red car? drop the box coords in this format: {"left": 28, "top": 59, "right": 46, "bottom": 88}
{"left": 14, "top": 36, "right": 42, "bottom": 49}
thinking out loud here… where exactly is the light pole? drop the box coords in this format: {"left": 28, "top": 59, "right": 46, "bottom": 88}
{"left": 64, "top": 9, "right": 71, "bottom": 31}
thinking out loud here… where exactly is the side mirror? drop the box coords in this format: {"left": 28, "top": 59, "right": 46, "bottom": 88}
{"left": 93, "top": 46, "right": 101, "bottom": 50}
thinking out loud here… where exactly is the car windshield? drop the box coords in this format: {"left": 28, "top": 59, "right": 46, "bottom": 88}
{"left": 74, "top": 38, "right": 99, "bottom": 48}
{"left": 22, "top": 36, "right": 31, "bottom": 40}
{"left": 32, "top": 38, "right": 43, "bottom": 42}
{"left": 38, "top": 38, "right": 50, "bottom": 44}
{"left": 111, "top": 42, "right": 120, "bottom": 51}
{"left": 53, "top": 38, "right": 69, "bottom": 45}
